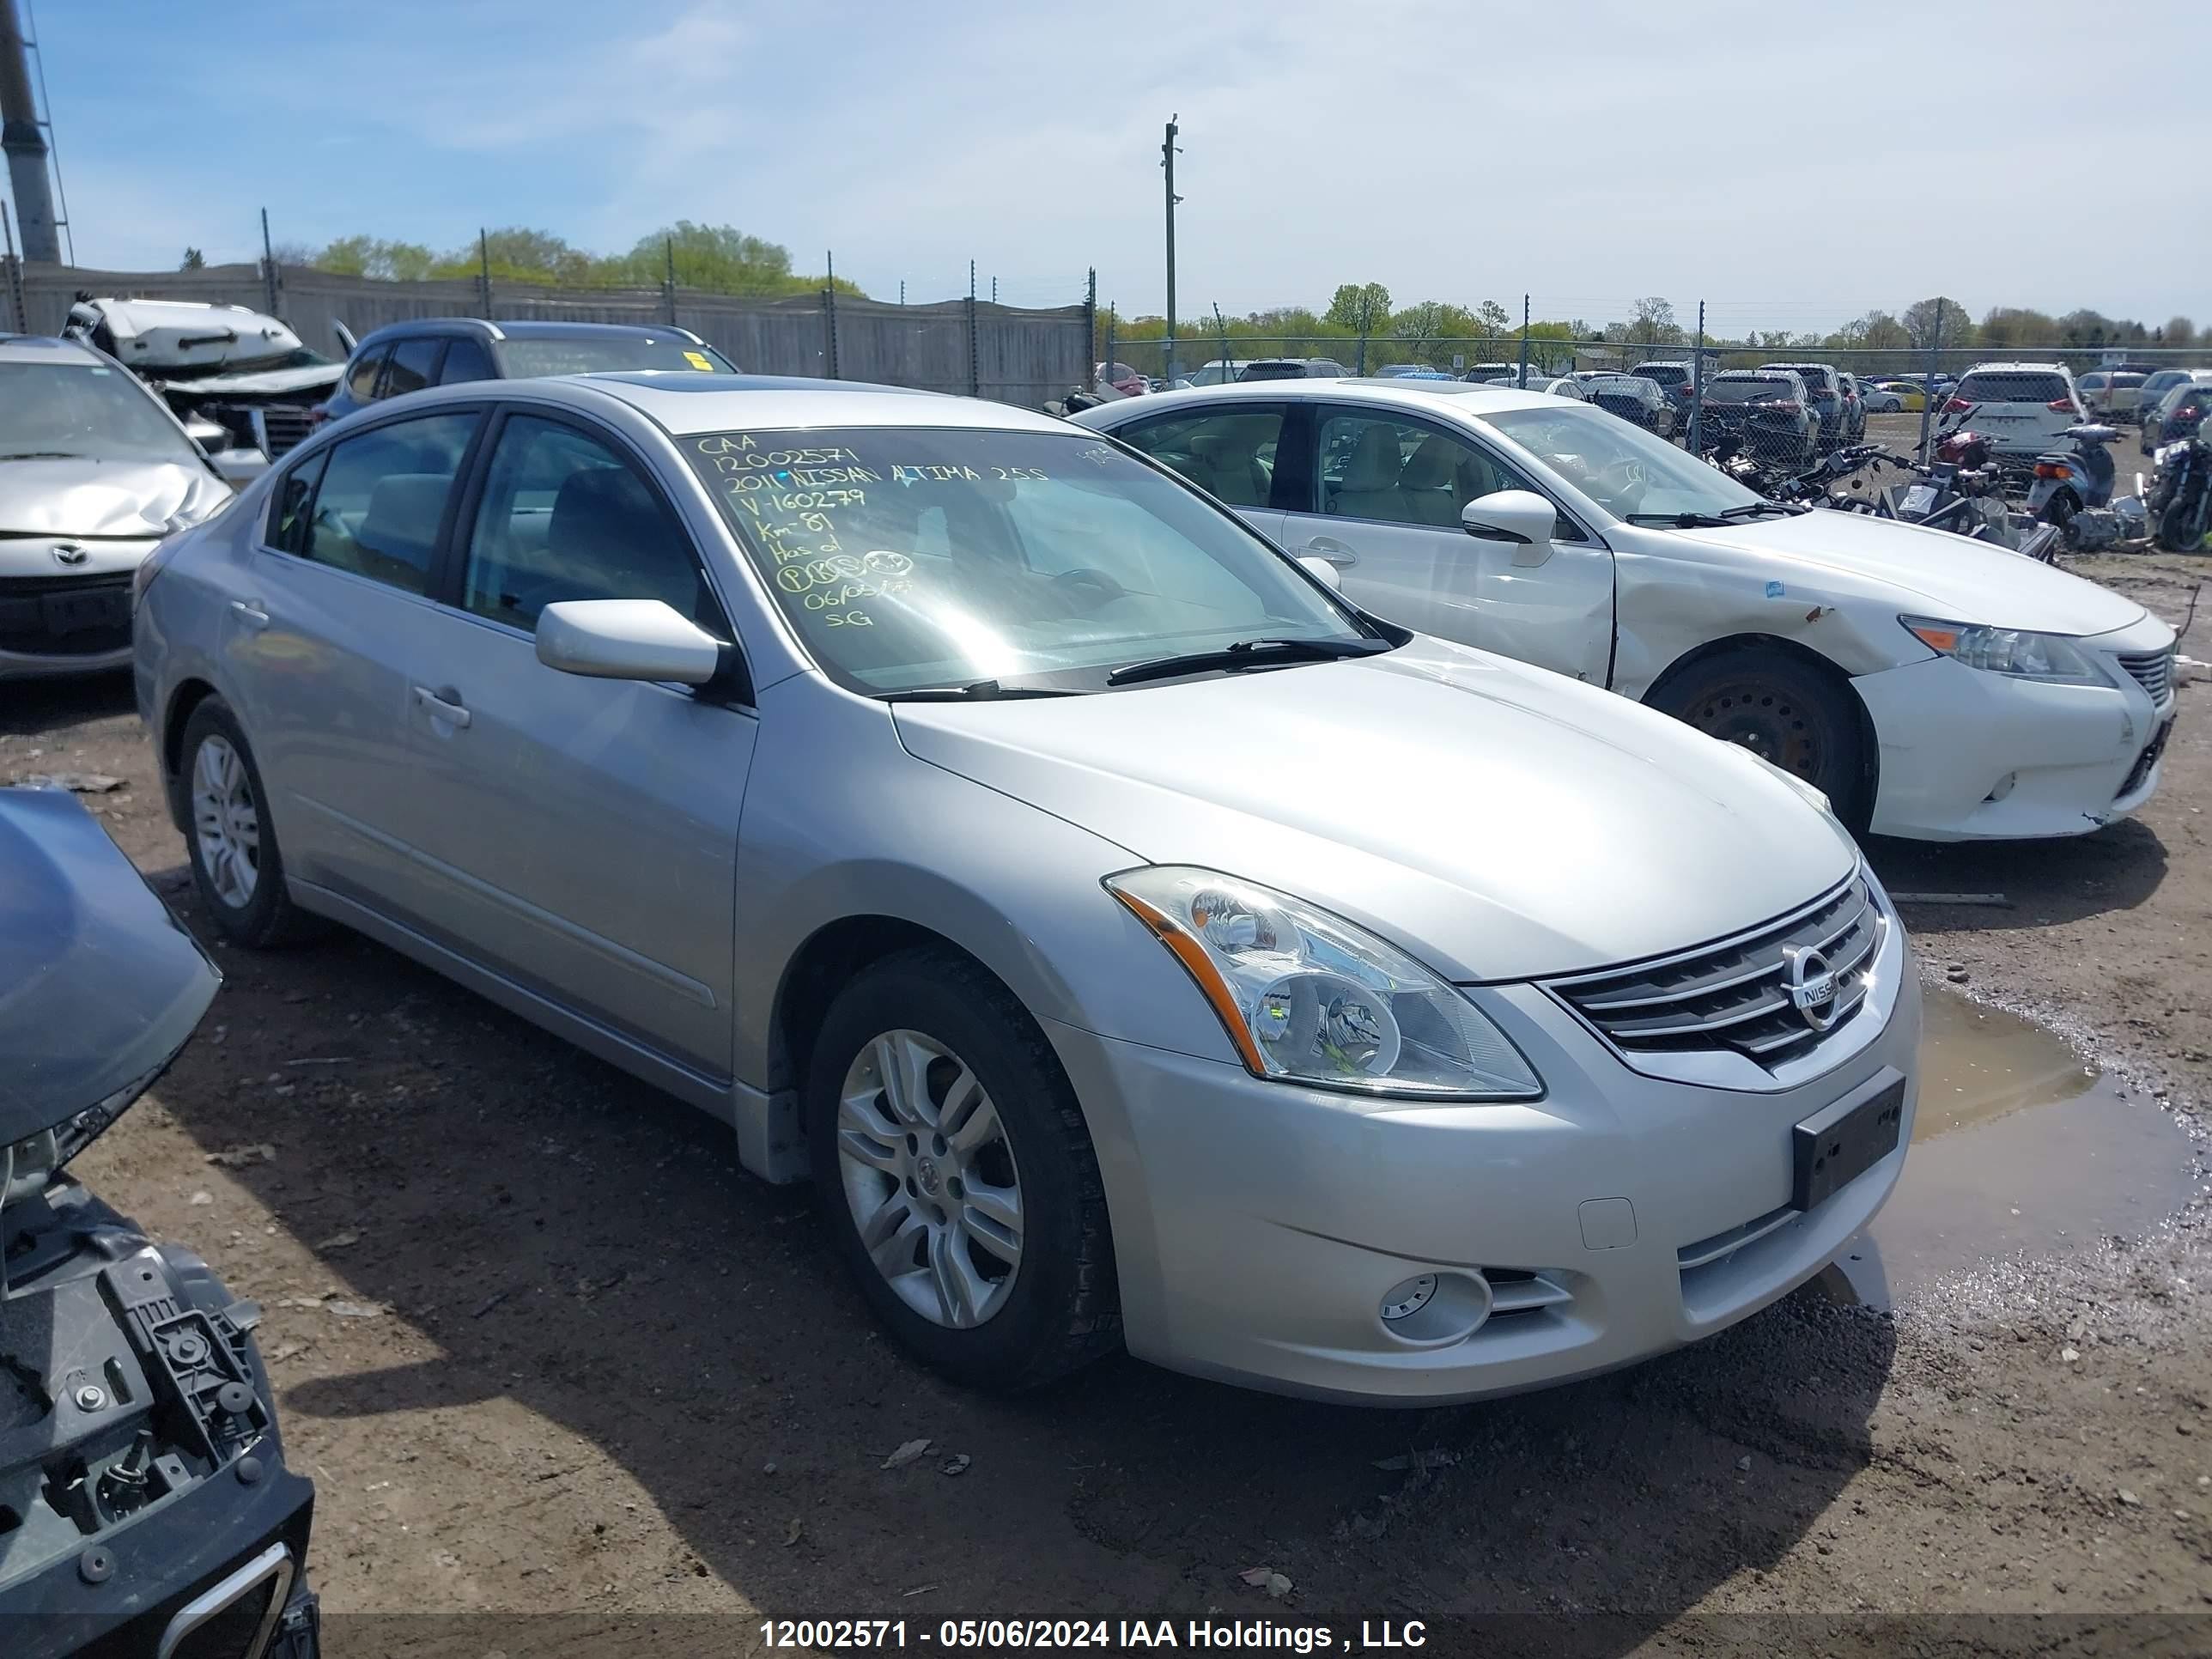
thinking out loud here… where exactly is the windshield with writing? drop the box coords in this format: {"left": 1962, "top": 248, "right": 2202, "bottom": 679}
{"left": 684, "top": 427, "right": 1367, "bottom": 695}
{"left": 1482, "top": 405, "right": 1764, "bottom": 520}
{"left": 0, "top": 362, "right": 199, "bottom": 464}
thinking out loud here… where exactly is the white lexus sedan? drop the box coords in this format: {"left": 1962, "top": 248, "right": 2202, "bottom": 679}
{"left": 1076, "top": 380, "right": 2178, "bottom": 841}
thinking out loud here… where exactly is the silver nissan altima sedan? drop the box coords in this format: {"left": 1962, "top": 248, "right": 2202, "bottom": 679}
{"left": 134, "top": 374, "right": 1920, "bottom": 1403}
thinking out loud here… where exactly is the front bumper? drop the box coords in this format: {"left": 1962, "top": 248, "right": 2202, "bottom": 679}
{"left": 1855, "top": 618, "right": 2178, "bottom": 841}
{"left": 0, "top": 541, "right": 154, "bottom": 682}
{"left": 1046, "top": 896, "right": 1919, "bottom": 1404}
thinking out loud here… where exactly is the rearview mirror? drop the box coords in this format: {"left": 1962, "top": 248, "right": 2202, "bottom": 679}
{"left": 1460, "top": 489, "right": 1556, "bottom": 546}
{"left": 536, "top": 599, "right": 725, "bottom": 686}
{"left": 1296, "top": 555, "right": 1340, "bottom": 590}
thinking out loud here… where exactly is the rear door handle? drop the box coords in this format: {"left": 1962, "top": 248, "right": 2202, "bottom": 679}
{"left": 411, "top": 685, "right": 472, "bottom": 729}
{"left": 229, "top": 599, "right": 270, "bottom": 630}
{"left": 1301, "top": 537, "right": 1358, "bottom": 567}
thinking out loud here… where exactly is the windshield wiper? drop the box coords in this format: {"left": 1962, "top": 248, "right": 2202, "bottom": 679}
{"left": 1105, "top": 635, "right": 1390, "bottom": 688}
{"left": 0, "top": 451, "right": 86, "bottom": 461}
{"left": 880, "top": 679, "right": 1089, "bottom": 702}
{"left": 1626, "top": 501, "right": 1808, "bottom": 528}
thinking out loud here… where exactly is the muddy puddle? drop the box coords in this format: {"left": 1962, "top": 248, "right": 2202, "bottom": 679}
{"left": 1825, "top": 984, "right": 2203, "bottom": 1308}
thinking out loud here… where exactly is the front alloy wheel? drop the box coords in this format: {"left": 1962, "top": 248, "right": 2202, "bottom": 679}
{"left": 805, "top": 948, "right": 1120, "bottom": 1390}
{"left": 836, "top": 1029, "right": 1024, "bottom": 1328}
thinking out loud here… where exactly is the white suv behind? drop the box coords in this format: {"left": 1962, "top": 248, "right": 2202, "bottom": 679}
{"left": 1942, "top": 362, "right": 2087, "bottom": 457}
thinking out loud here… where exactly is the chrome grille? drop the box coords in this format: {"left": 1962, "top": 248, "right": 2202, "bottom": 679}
{"left": 2118, "top": 647, "right": 2175, "bottom": 707}
{"left": 1548, "top": 875, "right": 1881, "bottom": 1069}
{"left": 250, "top": 404, "right": 317, "bottom": 459}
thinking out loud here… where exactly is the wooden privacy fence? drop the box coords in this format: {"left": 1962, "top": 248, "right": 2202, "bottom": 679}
{"left": 2, "top": 259, "right": 1092, "bottom": 410}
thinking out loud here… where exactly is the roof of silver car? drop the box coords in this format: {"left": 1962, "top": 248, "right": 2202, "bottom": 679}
{"left": 1082, "top": 378, "right": 1558, "bottom": 417}
{"left": 574, "top": 373, "right": 1075, "bottom": 436}
{"left": 0, "top": 333, "right": 106, "bottom": 364}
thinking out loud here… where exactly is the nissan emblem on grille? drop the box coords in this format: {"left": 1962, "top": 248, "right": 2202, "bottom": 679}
{"left": 1781, "top": 945, "right": 1839, "bottom": 1030}
{"left": 53, "top": 543, "right": 89, "bottom": 566}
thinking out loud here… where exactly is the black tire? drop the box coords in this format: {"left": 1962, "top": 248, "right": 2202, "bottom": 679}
{"left": 1652, "top": 647, "right": 1869, "bottom": 830}
{"left": 2159, "top": 495, "right": 2205, "bottom": 553}
{"left": 178, "top": 697, "right": 321, "bottom": 947}
{"left": 805, "top": 948, "right": 1120, "bottom": 1391}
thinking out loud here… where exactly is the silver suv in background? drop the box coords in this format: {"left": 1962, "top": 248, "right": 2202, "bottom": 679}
{"left": 1759, "top": 362, "right": 1859, "bottom": 448}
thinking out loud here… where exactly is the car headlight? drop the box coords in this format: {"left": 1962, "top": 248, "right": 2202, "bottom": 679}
{"left": 1104, "top": 866, "right": 1542, "bottom": 1101}
{"left": 1900, "top": 617, "right": 2113, "bottom": 686}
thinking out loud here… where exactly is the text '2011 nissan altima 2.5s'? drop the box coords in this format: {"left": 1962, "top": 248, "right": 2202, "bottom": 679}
{"left": 133, "top": 374, "right": 1919, "bottom": 1402}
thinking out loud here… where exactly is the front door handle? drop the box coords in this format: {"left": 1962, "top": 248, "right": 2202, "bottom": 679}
{"left": 411, "top": 684, "right": 472, "bottom": 729}
{"left": 1301, "top": 537, "right": 1359, "bottom": 568}
{"left": 229, "top": 599, "right": 270, "bottom": 630}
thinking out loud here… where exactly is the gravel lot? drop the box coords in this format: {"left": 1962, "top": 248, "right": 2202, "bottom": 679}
{"left": 7, "top": 546, "right": 2211, "bottom": 1652}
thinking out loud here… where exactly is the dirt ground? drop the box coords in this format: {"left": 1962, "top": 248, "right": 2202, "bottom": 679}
{"left": 7, "top": 548, "right": 2212, "bottom": 1656}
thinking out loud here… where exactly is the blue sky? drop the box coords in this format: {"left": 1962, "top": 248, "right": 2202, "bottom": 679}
{"left": 15, "top": 0, "right": 2211, "bottom": 333}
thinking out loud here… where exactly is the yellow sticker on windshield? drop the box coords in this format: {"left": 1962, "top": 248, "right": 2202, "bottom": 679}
{"left": 684, "top": 350, "right": 714, "bottom": 373}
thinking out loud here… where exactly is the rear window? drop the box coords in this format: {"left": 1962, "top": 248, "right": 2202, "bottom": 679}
{"left": 2111, "top": 373, "right": 2146, "bottom": 389}
{"left": 1634, "top": 365, "right": 1689, "bottom": 386}
{"left": 1705, "top": 378, "right": 1793, "bottom": 403}
{"left": 493, "top": 334, "right": 736, "bottom": 378}
{"left": 1237, "top": 362, "right": 1304, "bottom": 381}
{"left": 1954, "top": 372, "right": 2070, "bottom": 404}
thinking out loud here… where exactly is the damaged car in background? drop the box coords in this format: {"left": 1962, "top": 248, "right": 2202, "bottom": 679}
{"left": 63, "top": 298, "right": 343, "bottom": 473}
{"left": 1, "top": 334, "right": 237, "bottom": 681}
{"left": 0, "top": 787, "right": 319, "bottom": 1658}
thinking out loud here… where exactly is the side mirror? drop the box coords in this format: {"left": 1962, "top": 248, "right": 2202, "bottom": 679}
{"left": 536, "top": 599, "right": 725, "bottom": 686}
{"left": 1460, "top": 489, "right": 1557, "bottom": 546}
{"left": 1296, "top": 555, "right": 1340, "bottom": 590}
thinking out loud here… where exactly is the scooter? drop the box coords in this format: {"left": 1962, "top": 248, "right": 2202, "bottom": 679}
{"left": 2024, "top": 423, "right": 2143, "bottom": 551}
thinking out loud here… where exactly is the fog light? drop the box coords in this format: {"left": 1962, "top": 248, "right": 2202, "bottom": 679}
{"left": 1375, "top": 1270, "right": 1493, "bottom": 1346}
{"left": 1379, "top": 1274, "right": 1437, "bottom": 1322}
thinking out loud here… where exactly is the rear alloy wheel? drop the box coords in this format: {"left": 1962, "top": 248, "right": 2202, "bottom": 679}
{"left": 806, "top": 949, "right": 1119, "bottom": 1390}
{"left": 179, "top": 698, "right": 319, "bottom": 947}
{"left": 1656, "top": 647, "right": 1866, "bottom": 830}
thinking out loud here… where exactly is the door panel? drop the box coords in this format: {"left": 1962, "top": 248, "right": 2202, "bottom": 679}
{"left": 389, "top": 612, "right": 754, "bottom": 1079}
{"left": 228, "top": 410, "right": 481, "bottom": 914}
{"left": 1291, "top": 406, "right": 1613, "bottom": 683}
{"left": 377, "top": 410, "right": 754, "bottom": 1080}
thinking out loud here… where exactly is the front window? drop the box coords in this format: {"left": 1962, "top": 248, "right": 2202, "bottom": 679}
{"left": 683, "top": 426, "right": 1371, "bottom": 696}
{"left": 0, "top": 361, "right": 201, "bottom": 465}
{"left": 493, "top": 334, "right": 737, "bottom": 378}
{"left": 1482, "top": 404, "right": 1767, "bottom": 522}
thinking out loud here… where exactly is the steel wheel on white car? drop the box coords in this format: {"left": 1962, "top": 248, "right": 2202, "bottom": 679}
{"left": 178, "top": 697, "right": 318, "bottom": 947}
{"left": 806, "top": 948, "right": 1120, "bottom": 1390}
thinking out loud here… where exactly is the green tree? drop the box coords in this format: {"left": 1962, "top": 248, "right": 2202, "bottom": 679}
{"left": 1978, "top": 307, "right": 2057, "bottom": 350}
{"left": 611, "top": 222, "right": 860, "bottom": 296}
{"left": 1324, "top": 282, "right": 1393, "bottom": 333}
{"left": 1389, "top": 299, "right": 1475, "bottom": 365}
{"left": 315, "top": 235, "right": 435, "bottom": 281}
{"left": 1474, "top": 299, "right": 1513, "bottom": 337}
{"left": 2162, "top": 315, "right": 2196, "bottom": 347}
{"left": 179, "top": 246, "right": 204, "bottom": 270}
{"left": 1903, "top": 295, "right": 1972, "bottom": 351}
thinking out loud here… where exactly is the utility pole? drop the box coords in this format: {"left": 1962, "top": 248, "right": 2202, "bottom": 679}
{"left": 259, "top": 207, "right": 279, "bottom": 316}
{"left": 1917, "top": 296, "right": 1946, "bottom": 464}
{"left": 1690, "top": 300, "right": 1705, "bottom": 453}
{"left": 1516, "top": 294, "right": 1530, "bottom": 385}
{"left": 0, "top": 0, "right": 60, "bottom": 263}
{"left": 477, "top": 228, "right": 493, "bottom": 319}
{"left": 1162, "top": 114, "right": 1181, "bottom": 386}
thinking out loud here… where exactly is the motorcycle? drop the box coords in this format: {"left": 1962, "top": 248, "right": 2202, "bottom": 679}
{"left": 2146, "top": 433, "right": 2212, "bottom": 552}
{"left": 2023, "top": 423, "right": 2144, "bottom": 552}
{"left": 1878, "top": 430, "right": 2058, "bottom": 556}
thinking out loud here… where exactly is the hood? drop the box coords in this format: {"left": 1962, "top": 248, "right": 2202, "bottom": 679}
{"left": 153, "top": 360, "right": 346, "bottom": 400}
{"left": 0, "top": 456, "right": 229, "bottom": 538}
{"left": 1665, "top": 509, "right": 2145, "bottom": 635}
{"left": 892, "top": 639, "right": 1857, "bottom": 982}
{"left": 0, "top": 788, "right": 219, "bottom": 1155}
